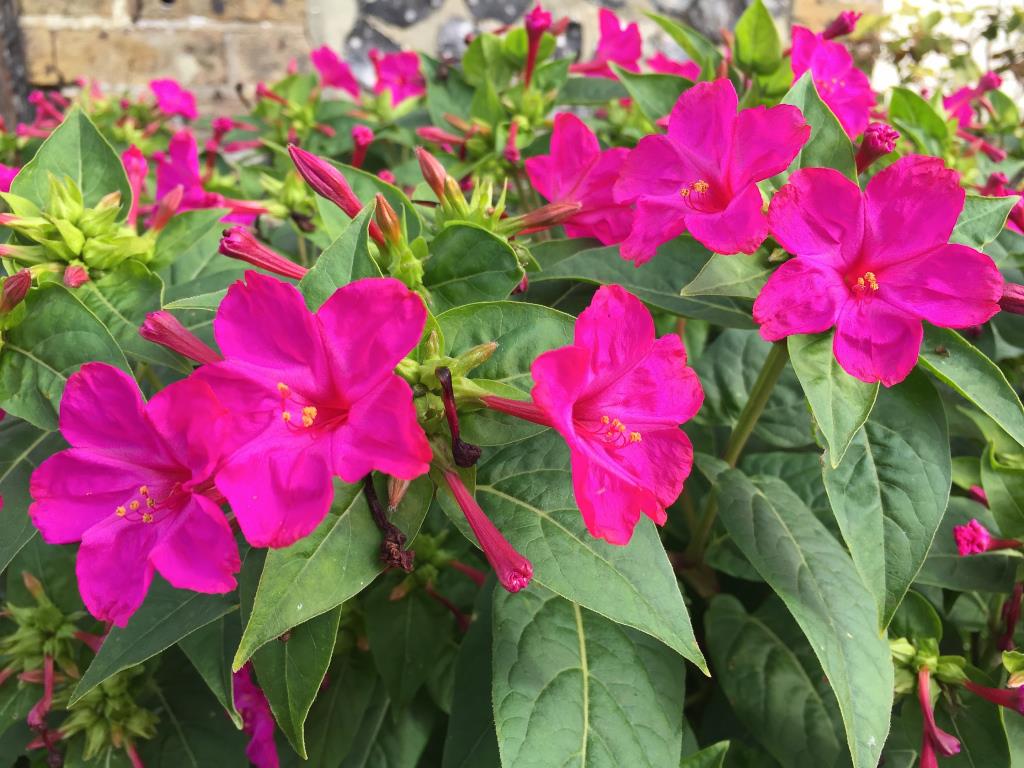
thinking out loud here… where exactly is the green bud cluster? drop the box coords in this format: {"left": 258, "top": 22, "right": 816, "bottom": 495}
{"left": 889, "top": 637, "right": 967, "bottom": 695}
{"left": 0, "top": 575, "right": 84, "bottom": 678}
{"left": 59, "top": 666, "right": 158, "bottom": 761}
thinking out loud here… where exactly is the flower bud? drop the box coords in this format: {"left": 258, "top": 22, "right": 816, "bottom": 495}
{"left": 149, "top": 184, "right": 184, "bottom": 232}
{"left": 140, "top": 310, "right": 223, "bottom": 366}
{"left": 436, "top": 366, "right": 482, "bottom": 468}
{"left": 351, "top": 125, "right": 374, "bottom": 168}
{"left": 219, "top": 227, "right": 308, "bottom": 280}
{"left": 523, "top": 5, "right": 552, "bottom": 87}
{"left": 387, "top": 476, "right": 411, "bottom": 512}
{"left": 978, "top": 70, "right": 1002, "bottom": 93}
{"left": 822, "top": 10, "right": 861, "bottom": 40}
{"left": 855, "top": 123, "right": 899, "bottom": 173}
{"left": 374, "top": 194, "right": 402, "bottom": 246}
{"left": 503, "top": 121, "right": 522, "bottom": 164}
{"left": 255, "top": 81, "right": 288, "bottom": 105}
{"left": 504, "top": 200, "right": 582, "bottom": 235}
{"left": 0, "top": 270, "right": 31, "bottom": 314}
{"left": 953, "top": 517, "right": 1020, "bottom": 556}
{"left": 416, "top": 147, "right": 449, "bottom": 199}
{"left": 121, "top": 146, "right": 148, "bottom": 228}
{"left": 63, "top": 264, "right": 90, "bottom": 288}
{"left": 452, "top": 341, "right": 498, "bottom": 377}
{"left": 999, "top": 283, "right": 1024, "bottom": 315}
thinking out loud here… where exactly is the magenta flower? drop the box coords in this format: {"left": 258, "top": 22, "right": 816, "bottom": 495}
{"left": 791, "top": 26, "right": 875, "bottom": 138}
{"left": 944, "top": 71, "right": 1002, "bottom": 129}
{"left": 854, "top": 122, "right": 899, "bottom": 173}
{"left": 140, "top": 310, "right": 223, "bottom": 366}
{"left": 614, "top": 79, "right": 809, "bottom": 262}
{"left": 822, "top": 10, "right": 862, "bottom": 39}
{"left": 523, "top": 4, "right": 552, "bottom": 87}
{"left": 571, "top": 9, "right": 641, "bottom": 79}
{"left": 953, "top": 518, "right": 1019, "bottom": 556}
{"left": 0, "top": 163, "right": 18, "bottom": 193}
{"left": 310, "top": 45, "right": 360, "bottom": 98}
{"left": 755, "top": 156, "right": 1004, "bottom": 386}
{"left": 29, "top": 363, "right": 240, "bottom": 626}
{"left": 646, "top": 53, "right": 700, "bottom": 80}
{"left": 524, "top": 113, "right": 631, "bottom": 245}
{"left": 233, "top": 664, "right": 280, "bottom": 768}
{"left": 121, "top": 145, "right": 148, "bottom": 228}
{"left": 351, "top": 125, "right": 374, "bottom": 168}
{"left": 369, "top": 49, "right": 425, "bottom": 106}
{"left": 918, "top": 668, "right": 961, "bottom": 759}
{"left": 149, "top": 79, "right": 197, "bottom": 120}
{"left": 964, "top": 679, "right": 1024, "bottom": 715}
{"left": 196, "top": 273, "right": 432, "bottom": 548}
{"left": 483, "top": 286, "right": 703, "bottom": 545}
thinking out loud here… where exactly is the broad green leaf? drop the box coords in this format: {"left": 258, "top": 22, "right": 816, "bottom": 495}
{"left": 919, "top": 326, "right": 1024, "bottom": 449}
{"left": 980, "top": 443, "right": 1024, "bottom": 538}
{"left": 439, "top": 428, "right": 707, "bottom": 671}
{"left": 647, "top": 13, "right": 721, "bottom": 79}
{"left": 680, "top": 742, "right": 729, "bottom": 768}
{"left": 822, "top": 371, "right": 950, "bottom": 625}
{"left": 71, "top": 576, "right": 236, "bottom": 704}
{"left": 0, "top": 680, "right": 36, "bottom": 742}
{"left": 789, "top": 331, "right": 878, "bottom": 466}
{"left": 705, "top": 595, "right": 841, "bottom": 767}
{"left": 7, "top": 533, "right": 82, "bottom": 614}
{"left": 364, "top": 696, "right": 438, "bottom": 768}
{"left": 163, "top": 290, "right": 225, "bottom": 312}
{"left": 299, "top": 205, "right": 380, "bottom": 310}
{"left": 0, "top": 284, "right": 130, "bottom": 430}
{"left": 612, "top": 66, "right": 692, "bottom": 122}
{"left": 780, "top": 73, "right": 856, "bottom": 180}
{"left": 10, "top": 108, "right": 131, "bottom": 216}
{"left": 889, "top": 590, "right": 943, "bottom": 642}
{"left": 424, "top": 224, "right": 524, "bottom": 313}
{"left": 423, "top": 56, "right": 475, "bottom": 125}
{"left": 158, "top": 208, "right": 234, "bottom": 287}
{"left": 491, "top": 585, "right": 686, "bottom": 768}
{"left": 0, "top": 417, "right": 62, "bottom": 571}
{"left": 559, "top": 77, "right": 629, "bottom": 105}
{"left": 741, "top": 452, "right": 831, "bottom": 517}
{"left": 337, "top": 682, "right": 390, "bottom": 768}
{"left": 717, "top": 470, "right": 894, "bottom": 768}
{"left": 889, "top": 87, "right": 949, "bottom": 156}
{"left": 179, "top": 614, "right": 242, "bottom": 727}
{"left": 681, "top": 250, "right": 773, "bottom": 300}
{"left": 301, "top": 652, "right": 383, "bottom": 768}
{"left": 532, "top": 239, "right": 756, "bottom": 328}
{"left": 233, "top": 476, "right": 432, "bottom": 669}
{"left": 734, "top": 0, "right": 782, "bottom": 75}
{"left": 951, "top": 195, "right": 1018, "bottom": 249}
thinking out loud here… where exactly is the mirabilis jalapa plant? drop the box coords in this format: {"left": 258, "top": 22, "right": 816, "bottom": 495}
{"left": 1, "top": 3, "right": 1024, "bottom": 767}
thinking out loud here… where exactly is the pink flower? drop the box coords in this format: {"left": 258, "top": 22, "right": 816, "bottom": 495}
{"left": 953, "top": 518, "right": 1020, "bottom": 556}
{"left": 351, "top": 124, "right": 374, "bottom": 168}
{"left": 943, "top": 71, "right": 1002, "bottom": 129}
{"left": 918, "top": 668, "right": 961, "bottom": 758}
{"left": 571, "top": 9, "right": 641, "bottom": 79}
{"left": 523, "top": 4, "right": 552, "bottom": 87}
{"left": 791, "top": 26, "right": 875, "bottom": 137}
{"left": 0, "top": 163, "right": 18, "bottom": 193}
{"left": 310, "top": 46, "right": 360, "bottom": 98}
{"left": 525, "top": 113, "right": 631, "bottom": 245}
{"left": 233, "top": 664, "right": 280, "bottom": 768}
{"left": 964, "top": 679, "right": 1024, "bottom": 715}
{"left": 219, "top": 227, "right": 308, "bottom": 280}
{"left": 29, "top": 363, "right": 240, "bottom": 626}
{"left": 646, "top": 52, "right": 700, "bottom": 80}
{"left": 121, "top": 146, "right": 148, "bottom": 228}
{"left": 754, "top": 156, "right": 1004, "bottom": 386}
{"left": 822, "top": 10, "right": 862, "bottom": 40}
{"left": 483, "top": 286, "right": 703, "bottom": 545}
{"left": 149, "top": 79, "right": 198, "bottom": 120}
{"left": 854, "top": 122, "right": 899, "bottom": 173}
{"left": 614, "top": 79, "right": 809, "bottom": 262}
{"left": 369, "top": 49, "right": 425, "bottom": 106}
{"left": 196, "top": 273, "right": 432, "bottom": 548}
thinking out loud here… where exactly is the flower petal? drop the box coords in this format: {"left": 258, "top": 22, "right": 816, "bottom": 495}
{"left": 833, "top": 299, "right": 923, "bottom": 386}
{"left": 618, "top": 197, "right": 688, "bottom": 265}
{"left": 570, "top": 449, "right": 645, "bottom": 545}
{"left": 77, "top": 515, "right": 162, "bottom": 626}
{"left": 146, "top": 376, "right": 232, "bottom": 480}
{"left": 575, "top": 285, "right": 655, "bottom": 388}
{"left": 684, "top": 183, "right": 768, "bottom": 255}
{"left": 531, "top": 345, "right": 592, "bottom": 438}
{"left": 542, "top": 113, "right": 602, "bottom": 198}
{"left": 666, "top": 79, "right": 738, "bottom": 171}
{"left": 614, "top": 135, "right": 694, "bottom": 204}
{"left": 150, "top": 495, "right": 240, "bottom": 594}
{"left": 754, "top": 258, "right": 849, "bottom": 340}
{"left": 729, "top": 104, "right": 810, "bottom": 187}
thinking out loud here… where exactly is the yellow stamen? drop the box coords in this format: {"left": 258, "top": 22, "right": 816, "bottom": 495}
{"left": 116, "top": 506, "right": 126, "bottom": 517}
{"left": 630, "top": 432, "right": 642, "bottom": 443}
{"left": 693, "top": 179, "right": 709, "bottom": 193}
{"left": 139, "top": 485, "right": 149, "bottom": 496}
{"left": 282, "top": 411, "right": 292, "bottom": 423}
{"left": 301, "top": 406, "right": 318, "bottom": 428}
{"left": 129, "top": 500, "right": 140, "bottom": 511}
{"left": 142, "top": 513, "right": 154, "bottom": 523}
{"left": 147, "top": 498, "right": 156, "bottom": 509}
{"left": 277, "top": 382, "right": 290, "bottom": 396}
{"left": 601, "top": 415, "right": 610, "bottom": 424}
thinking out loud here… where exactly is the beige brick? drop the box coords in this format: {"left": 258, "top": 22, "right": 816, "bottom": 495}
{"left": 792, "top": 0, "right": 882, "bottom": 29}
{"left": 226, "top": 26, "right": 308, "bottom": 85}
{"left": 18, "top": 0, "right": 112, "bottom": 15}
{"left": 48, "top": 28, "right": 227, "bottom": 86}
{"left": 22, "top": 27, "right": 59, "bottom": 86}
{"left": 134, "top": 0, "right": 306, "bottom": 23}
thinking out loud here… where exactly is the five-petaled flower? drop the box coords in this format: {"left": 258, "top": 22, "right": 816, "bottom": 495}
{"left": 150, "top": 78, "right": 197, "bottom": 120}
{"left": 570, "top": 8, "right": 641, "bottom": 79}
{"left": 754, "top": 156, "right": 1004, "bottom": 386}
{"left": 483, "top": 286, "right": 703, "bottom": 545}
{"left": 370, "top": 49, "right": 425, "bottom": 106}
{"left": 614, "top": 78, "right": 809, "bottom": 262}
{"left": 791, "top": 25, "right": 875, "bottom": 138}
{"left": 310, "top": 45, "right": 360, "bottom": 98}
{"left": 29, "top": 363, "right": 240, "bottom": 627}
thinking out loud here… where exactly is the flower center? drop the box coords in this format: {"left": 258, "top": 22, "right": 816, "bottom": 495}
{"left": 586, "top": 414, "right": 643, "bottom": 448}
{"left": 276, "top": 381, "right": 346, "bottom": 434}
{"left": 851, "top": 270, "right": 879, "bottom": 296}
{"left": 114, "top": 484, "right": 179, "bottom": 525}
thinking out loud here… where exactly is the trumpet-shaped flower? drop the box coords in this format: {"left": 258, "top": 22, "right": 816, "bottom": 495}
{"left": 754, "top": 156, "right": 1004, "bottom": 386}
{"left": 525, "top": 113, "right": 632, "bottom": 245}
{"left": 150, "top": 79, "right": 197, "bottom": 120}
{"left": 197, "top": 273, "right": 432, "bottom": 548}
{"left": 484, "top": 286, "right": 703, "bottom": 544}
{"left": 29, "top": 364, "right": 240, "bottom": 627}
{"left": 614, "top": 79, "right": 809, "bottom": 262}
{"left": 310, "top": 46, "right": 360, "bottom": 98}
{"left": 791, "top": 26, "right": 875, "bottom": 138}
{"left": 370, "top": 49, "right": 424, "bottom": 105}
{"left": 570, "top": 9, "right": 641, "bottom": 79}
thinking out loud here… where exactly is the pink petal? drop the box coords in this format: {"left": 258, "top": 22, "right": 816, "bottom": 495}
{"left": 767, "top": 167, "right": 864, "bottom": 268}
{"left": 666, "top": 79, "right": 738, "bottom": 171}
{"left": 146, "top": 376, "right": 232, "bottom": 481}
{"left": 315, "top": 278, "right": 426, "bottom": 401}
{"left": 150, "top": 495, "right": 240, "bottom": 593}
{"left": 329, "top": 375, "right": 432, "bottom": 482}
{"left": 569, "top": 449, "right": 649, "bottom": 545}
{"left": 823, "top": 65, "right": 875, "bottom": 138}
{"left": 833, "top": 299, "right": 923, "bottom": 386}
{"left": 524, "top": 155, "right": 556, "bottom": 202}
{"left": 790, "top": 26, "right": 817, "bottom": 77}
{"left": 729, "top": 104, "right": 810, "bottom": 187}
{"left": 77, "top": 515, "right": 162, "bottom": 626}
{"left": 574, "top": 285, "right": 654, "bottom": 386}
{"left": 878, "top": 244, "right": 1003, "bottom": 327}
{"left": 601, "top": 427, "right": 694, "bottom": 511}
{"left": 684, "top": 183, "right": 768, "bottom": 255}
{"left": 618, "top": 197, "right": 688, "bottom": 265}
{"left": 531, "top": 345, "right": 592, "bottom": 438}
{"left": 545, "top": 113, "right": 602, "bottom": 198}
{"left": 754, "top": 258, "right": 849, "bottom": 340}
{"left": 863, "top": 155, "right": 964, "bottom": 266}
{"left": 614, "top": 135, "right": 695, "bottom": 203}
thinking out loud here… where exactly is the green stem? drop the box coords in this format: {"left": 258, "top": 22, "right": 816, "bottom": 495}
{"left": 687, "top": 341, "right": 789, "bottom": 559}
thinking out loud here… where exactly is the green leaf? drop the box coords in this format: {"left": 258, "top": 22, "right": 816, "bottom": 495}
{"left": 888, "top": 590, "right": 943, "bottom": 642}
{"left": 559, "top": 77, "right": 629, "bottom": 105}
{"left": 70, "top": 576, "right": 236, "bottom": 705}
{"left": 10, "top": 108, "right": 131, "bottom": 216}
{"left": 439, "top": 428, "right": 707, "bottom": 671}
{"left": 364, "top": 696, "right": 438, "bottom": 768}
{"left": 734, "top": 0, "right": 782, "bottom": 75}
{"left": 951, "top": 194, "right": 1018, "bottom": 249}
{"left": 647, "top": 13, "right": 721, "bottom": 79}
{"left": 717, "top": 470, "right": 894, "bottom": 768}
{"left": 337, "top": 682, "right": 390, "bottom": 768}
{"left": 532, "top": 239, "right": 756, "bottom": 328}
{"left": 681, "top": 250, "right": 773, "bottom": 299}
{"left": 980, "top": 443, "right": 1024, "bottom": 538}
{"left": 163, "top": 290, "right": 226, "bottom": 312}
{"left": 612, "top": 66, "right": 692, "bottom": 122}
{"left": 822, "top": 371, "right": 950, "bottom": 625}
{"left": 705, "top": 595, "right": 841, "bottom": 767}
{"left": 789, "top": 332, "right": 878, "bottom": 466}
{"left": 491, "top": 584, "right": 686, "bottom": 768}
{"left": 179, "top": 614, "right": 242, "bottom": 727}
{"left": 680, "top": 742, "right": 730, "bottom": 768}
{"left": 158, "top": 208, "right": 234, "bottom": 287}
{"left": 0, "top": 284, "right": 130, "bottom": 430}
{"left": 299, "top": 205, "right": 380, "bottom": 310}
{"left": 424, "top": 224, "right": 524, "bottom": 313}
{"left": 889, "top": 87, "right": 949, "bottom": 156}
{"left": 423, "top": 56, "right": 475, "bottom": 125}
{"left": 301, "top": 652, "right": 384, "bottom": 768}
{"left": 233, "top": 476, "right": 432, "bottom": 669}
{"left": 919, "top": 326, "right": 1024, "bottom": 449}
{"left": 0, "top": 417, "right": 62, "bottom": 570}
{"left": 780, "top": 73, "right": 856, "bottom": 180}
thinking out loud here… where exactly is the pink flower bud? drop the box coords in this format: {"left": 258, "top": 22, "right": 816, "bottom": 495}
{"left": 977, "top": 70, "right": 1003, "bottom": 93}
{"left": 513, "top": 200, "right": 583, "bottom": 233}
{"left": 415, "top": 126, "right": 465, "bottom": 154}
{"left": 503, "top": 121, "right": 521, "bottom": 164}
{"left": 1000, "top": 283, "right": 1024, "bottom": 315}
{"left": 953, "top": 518, "right": 1020, "bottom": 556}
{"left": 219, "top": 227, "right": 308, "bottom": 280}
{"left": 524, "top": 5, "right": 553, "bottom": 87}
{"left": 822, "top": 10, "right": 862, "bottom": 40}
{"left": 63, "top": 265, "right": 90, "bottom": 288}
{"left": 968, "top": 484, "right": 989, "bottom": 506}
{"left": 140, "top": 310, "right": 223, "bottom": 366}
{"left": 917, "top": 668, "right": 961, "bottom": 757}
{"left": 855, "top": 123, "right": 899, "bottom": 173}
{"left": 255, "top": 82, "right": 288, "bottom": 105}
{"left": 378, "top": 169, "right": 396, "bottom": 184}
{"left": 0, "top": 269, "right": 31, "bottom": 314}
{"left": 964, "top": 679, "right": 1024, "bottom": 715}
{"left": 351, "top": 125, "right": 375, "bottom": 168}
{"left": 374, "top": 194, "right": 403, "bottom": 247}
{"left": 444, "top": 469, "right": 532, "bottom": 593}
{"left": 150, "top": 184, "right": 184, "bottom": 232}
{"left": 416, "top": 147, "right": 449, "bottom": 199}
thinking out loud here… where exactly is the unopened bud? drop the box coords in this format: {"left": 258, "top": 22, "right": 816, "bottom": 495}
{"left": 1000, "top": 283, "right": 1024, "bottom": 315}
{"left": 978, "top": 70, "right": 1003, "bottom": 93}
{"left": 523, "top": 5, "right": 553, "bottom": 87}
{"left": 508, "top": 200, "right": 582, "bottom": 234}
{"left": 822, "top": 10, "right": 861, "bottom": 39}
{"left": 255, "top": 82, "right": 288, "bottom": 105}
{"left": 453, "top": 341, "right": 497, "bottom": 376}
{"left": 140, "top": 310, "right": 223, "bottom": 366}
{"left": 0, "top": 270, "right": 31, "bottom": 314}
{"left": 63, "top": 264, "right": 90, "bottom": 288}
{"left": 351, "top": 125, "right": 375, "bottom": 168}
{"left": 219, "top": 227, "right": 308, "bottom": 280}
{"left": 855, "top": 123, "right": 899, "bottom": 173}
{"left": 503, "top": 121, "right": 521, "bottom": 164}
{"left": 150, "top": 184, "right": 184, "bottom": 231}
{"left": 21, "top": 571, "right": 45, "bottom": 601}
{"left": 388, "top": 476, "right": 411, "bottom": 511}
{"left": 416, "top": 147, "right": 448, "bottom": 199}
{"left": 374, "top": 194, "right": 402, "bottom": 246}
